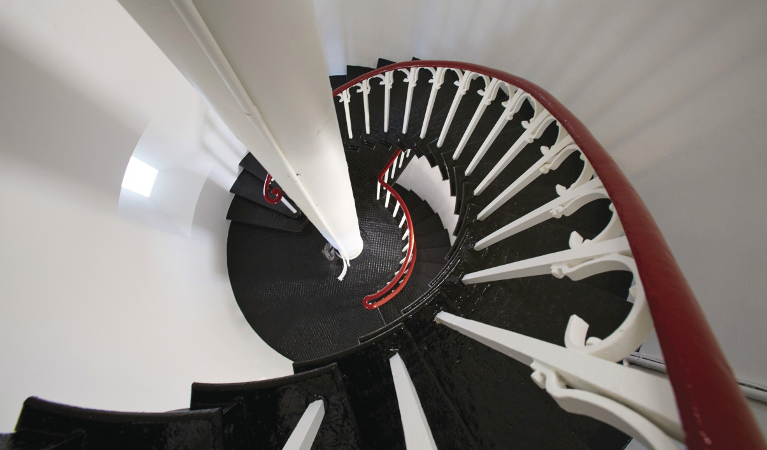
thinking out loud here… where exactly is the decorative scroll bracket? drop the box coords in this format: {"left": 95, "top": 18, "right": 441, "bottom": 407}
{"left": 263, "top": 173, "right": 283, "bottom": 204}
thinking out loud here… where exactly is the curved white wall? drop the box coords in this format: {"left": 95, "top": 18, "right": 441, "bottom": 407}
{"left": 0, "top": 0, "right": 292, "bottom": 432}
{"left": 312, "top": 0, "right": 767, "bottom": 390}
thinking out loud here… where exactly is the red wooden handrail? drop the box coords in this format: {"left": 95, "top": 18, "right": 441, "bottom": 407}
{"left": 363, "top": 148, "right": 417, "bottom": 310}
{"left": 335, "top": 61, "right": 766, "bottom": 450}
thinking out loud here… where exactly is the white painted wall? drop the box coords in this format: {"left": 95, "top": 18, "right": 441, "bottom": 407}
{"left": 0, "top": 0, "right": 292, "bottom": 432}
{"left": 313, "top": 0, "right": 767, "bottom": 389}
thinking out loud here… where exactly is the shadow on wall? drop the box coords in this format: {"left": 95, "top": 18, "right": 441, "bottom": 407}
{"left": 0, "top": 40, "right": 137, "bottom": 205}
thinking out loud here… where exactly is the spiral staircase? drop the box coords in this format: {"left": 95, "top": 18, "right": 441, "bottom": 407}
{"left": 1, "top": 57, "right": 765, "bottom": 450}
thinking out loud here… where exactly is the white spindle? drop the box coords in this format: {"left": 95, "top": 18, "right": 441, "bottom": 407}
{"left": 384, "top": 171, "right": 391, "bottom": 207}
{"left": 398, "top": 152, "right": 405, "bottom": 168}
{"left": 420, "top": 68, "right": 447, "bottom": 139}
{"left": 453, "top": 78, "right": 502, "bottom": 160}
{"left": 338, "top": 90, "right": 353, "bottom": 139}
{"left": 389, "top": 353, "right": 439, "bottom": 450}
{"left": 356, "top": 79, "right": 372, "bottom": 135}
{"left": 465, "top": 88, "right": 529, "bottom": 176}
{"left": 474, "top": 178, "right": 606, "bottom": 249}
{"left": 402, "top": 228, "right": 410, "bottom": 240}
{"left": 374, "top": 71, "right": 393, "bottom": 133}
{"left": 400, "top": 67, "right": 420, "bottom": 134}
{"left": 438, "top": 69, "right": 474, "bottom": 148}
{"left": 399, "top": 215, "right": 407, "bottom": 228}
{"left": 376, "top": 181, "right": 381, "bottom": 200}
{"left": 282, "top": 400, "right": 326, "bottom": 450}
{"left": 393, "top": 201, "right": 400, "bottom": 217}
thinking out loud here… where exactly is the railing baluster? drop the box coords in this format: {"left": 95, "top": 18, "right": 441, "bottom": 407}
{"left": 337, "top": 89, "right": 353, "bottom": 139}
{"left": 471, "top": 111, "right": 555, "bottom": 214}
{"left": 356, "top": 79, "right": 372, "bottom": 135}
{"left": 438, "top": 69, "right": 473, "bottom": 148}
{"left": 474, "top": 178, "right": 606, "bottom": 249}
{"left": 453, "top": 77, "right": 502, "bottom": 160}
{"left": 420, "top": 67, "right": 446, "bottom": 139}
{"left": 465, "top": 88, "right": 531, "bottom": 176}
{"left": 399, "top": 215, "right": 407, "bottom": 228}
{"left": 400, "top": 68, "right": 420, "bottom": 134}
{"left": 393, "top": 201, "right": 400, "bottom": 217}
{"left": 384, "top": 170, "right": 391, "bottom": 207}
{"left": 373, "top": 71, "right": 393, "bottom": 133}
{"left": 474, "top": 135, "right": 580, "bottom": 217}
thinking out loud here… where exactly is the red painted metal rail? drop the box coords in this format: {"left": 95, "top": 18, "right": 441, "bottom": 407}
{"left": 363, "top": 148, "right": 417, "bottom": 310}
{"left": 335, "top": 61, "right": 766, "bottom": 450}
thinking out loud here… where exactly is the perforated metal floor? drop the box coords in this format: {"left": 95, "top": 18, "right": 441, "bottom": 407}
{"left": 227, "top": 146, "right": 407, "bottom": 361}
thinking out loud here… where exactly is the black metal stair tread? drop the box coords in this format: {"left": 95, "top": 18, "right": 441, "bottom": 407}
{"left": 0, "top": 429, "right": 84, "bottom": 450}
{"left": 417, "top": 246, "right": 450, "bottom": 264}
{"left": 239, "top": 152, "right": 268, "bottom": 181}
{"left": 377, "top": 58, "right": 396, "bottom": 69}
{"left": 230, "top": 170, "right": 300, "bottom": 218}
{"left": 392, "top": 184, "right": 409, "bottom": 200}
{"left": 416, "top": 229, "right": 451, "bottom": 249}
{"left": 403, "top": 294, "right": 623, "bottom": 450}
{"left": 414, "top": 213, "right": 444, "bottom": 238}
{"left": 15, "top": 397, "right": 224, "bottom": 450}
{"left": 190, "top": 364, "right": 361, "bottom": 450}
{"left": 396, "top": 185, "right": 423, "bottom": 211}
{"left": 226, "top": 196, "right": 308, "bottom": 233}
{"left": 416, "top": 261, "right": 444, "bottom": 280}
{"left": 293, "top": 326, "right": 408, "bottom": 450}
{"left": 386, "top": 326, "right": 479, "bottom": 450}
{"left": 346, "top": 65, "right": 375, "bottom": 83}
{"left": 377, "top": 271, "right": 435, "bottom": 324}
{"left": 409, "top": 201, "right": 435, "bottom": 225}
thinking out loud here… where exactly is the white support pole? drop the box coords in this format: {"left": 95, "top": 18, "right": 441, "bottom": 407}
{"left": 389, "top": 353, "right": 438, "bottom": 450}
{"left": 339, "top": 90, "right": 353, "bottom": 139}
{"left": 282, "top": 399, "right": 326, "bottom": 450}
{"left": 123, "top": 0, "right": 364, "bottom": 259}
{"left": 374, "top": 71, "right": 393, "bottom": 133}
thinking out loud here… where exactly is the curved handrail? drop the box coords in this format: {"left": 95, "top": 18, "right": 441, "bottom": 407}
{"left": 334, "top": 61, "right": 766, "bottom": 450}
{"left": 363, "top": 148, "right": 417, "bottom": 310}
{"left": 263, "top": 173, "right": 283, "bottom": 204}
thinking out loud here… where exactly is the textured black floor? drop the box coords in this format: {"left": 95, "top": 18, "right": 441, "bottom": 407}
{"left": 14, "top": 397, "right": 224, "bottom": 450}
{"left": 191, "top": 364, "right": 361, "bottom": 449}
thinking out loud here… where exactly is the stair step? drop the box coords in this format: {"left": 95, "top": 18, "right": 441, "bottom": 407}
{"left": 293, "top": 326, "right": 409, "bottom": 450}
{"left": 409, "top": 201, "right": 435, "bottom": 225}
{"left": 0, "top": 429, "right": 84, "bottom": 450}
{"left": 226, "top": 196, "right": 308, "bottom": 233}
{"left": 416, "top": 247, "right": 450, "bottom": 264}
{"left": 414, "top": 213, "right": 444, "bottom": 237}
{"left": 346, "top": 65, "right": 375, "bottom": 83}
{"left": 230, "top": 170, "right": 301, "bottom": 218}
{"left": 190, "top": 364, "right": 362, "bottom": 450}
{"left": 239, "top": 152, "right": 268, "bottom": 181}
{"left": 403, "top": 294, "right": 608, "bottom": 450}
{"left": 14, "top": 397, "right": 224, "bottom": 450}
{"left": 388, "top": 327, "right": 479, "bottom": 450}
{"left": 377, "top": 58, "right": 396, "bottom": 69}
{"left": 416, "top": 261, "right": 444, "bottom": 280}
{"left": 330, "top": 74, "right": 347, "bottom": 91}
{"left": 417, "top": 229, "right": 451, "bottom": 249}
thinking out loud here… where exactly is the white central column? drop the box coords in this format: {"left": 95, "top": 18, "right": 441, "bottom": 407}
{"left": 119, "top": 0, "right": 363, "bottom": 258}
